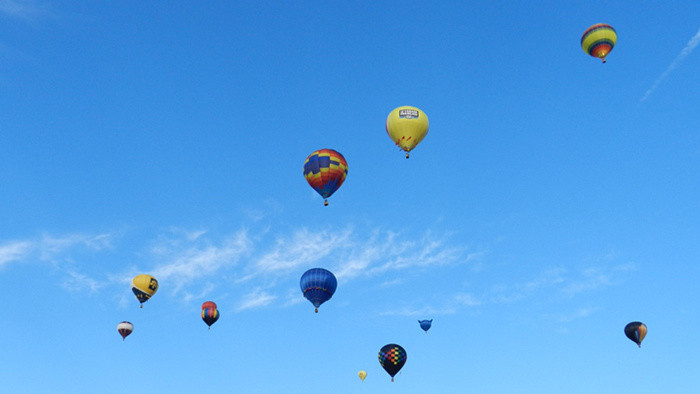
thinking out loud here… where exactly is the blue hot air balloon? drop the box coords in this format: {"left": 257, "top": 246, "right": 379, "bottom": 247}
{"left": 300, "top": 268, "right": 337, "bottom": 313}
{"left": 418, "top": 319, "right": 432, "bottom": 333}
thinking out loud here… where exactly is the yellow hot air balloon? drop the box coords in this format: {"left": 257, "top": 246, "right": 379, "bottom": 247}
{"left": 581, "top": 24, "right": 617, "bottom": 63}
{"left": 358, "top": 370, "right": 367, "bottom": 382}
{"left": 386, "top": 106, "right": 429, "bottom": 158}
{"left": 131, "top": 274, "right": 158, "bottom": 308}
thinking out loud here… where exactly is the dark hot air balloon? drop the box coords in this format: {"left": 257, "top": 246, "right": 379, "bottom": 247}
{"left": 625, "top": 321, "right": 647, "bottom": 347}
{"left": 202, "top": 307, "right": 220, "bottom": 329}
{"left": 378, "top": 343, "right": 407, "bottom": 382}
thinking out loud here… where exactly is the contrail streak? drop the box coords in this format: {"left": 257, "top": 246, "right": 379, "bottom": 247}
{"left": 641, "top": 27, "right": 700, "bottom": 102}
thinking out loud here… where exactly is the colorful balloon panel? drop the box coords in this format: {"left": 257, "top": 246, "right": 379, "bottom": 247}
{"left": 625, "top": 321, "right": 647, "bottom": 347}
{"left": 303, "top": 149, "right": 348, "bottom": 205}
{"left": 117, "top": 321, "right": 133, "bottom": 341}
{"left": 300, "top": 268, "right": 337, "bottom": 312}
{"left": 131, "top": 274, "right": 158, "bottom": 307}
{"left": 385, "top": 106, "right": 429, "bottom": 158}
{"left": 581, "top": 23, "right": 617, "bottom": 63}
{"left": 201, "top": 301, "right": 217, "bottom": 311}
{"left": 378, "top": 343, "right": 407, "bottom": 381}
{"left": 202, "top": 307, "right": 220, "bottom": 328}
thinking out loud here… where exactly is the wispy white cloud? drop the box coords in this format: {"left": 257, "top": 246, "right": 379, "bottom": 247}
{"left": 61, "top": 270, "right": 104, "bottom": 293}
{"left": 236, "top": 288, "right": 276, "bottom": 312}
{"left": 379, "top": 305, "right": 458, "bottom": 317}
{"left": 641, "top": 27, "right": 700, "bottom": 101}
{"left": 0, "top": 226, "right": 479, "bottom": 313}
{"left": 0, "top": 233, "right": 115, "bottom": 269}
{"left": 251, "top": 227, "right": 353, "bottom": 276}
{"left": 378, "top": 292, "right": 482, "bottom": 317}
{"left": 0, "top": 240, "right": 32, "bottom": 267}
{"left": 547, "top": 307, "right": 601, "bottom": 324}
{"left": 0, "top": 0, "right": 51, "bottom": 20}
{"left": 150, "top": 229, "right": 253, "bottom": 292}
{"left": 37, "top": 233, "right": 114, "bottom": 261}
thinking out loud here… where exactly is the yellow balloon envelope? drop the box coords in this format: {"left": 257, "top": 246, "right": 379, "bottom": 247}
{"left": 386, "top": 106, "right": 429, "bottom": 158}
{"left": 581, "top": 24, "right": 617, "bottom": 63}
{"left": 358, "top": 370, "right": 367, "bottom": 382}
{"left": 131, "top": 274, "right": 158, "bottom": 308}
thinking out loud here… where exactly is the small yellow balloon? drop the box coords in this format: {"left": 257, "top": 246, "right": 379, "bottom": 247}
{"left": 385, "top": 106, "right": 429, "bottom": 158}
{"left": 131, "top": 274, "right": 158, "bottom": 307}
{"left": 358, "top": 370, "right": 367, "bottom": 382}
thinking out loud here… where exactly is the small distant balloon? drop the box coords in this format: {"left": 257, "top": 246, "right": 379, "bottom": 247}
{"left": 303, "top": 149, "right": 348, "bottom": 206}
{"left": 378, "top": 343, "right": 407, "bottom": 382}
{"left": 358, "top": 370, "right": 367, "bottom": 382}
{"left": 581, "top": 23, "right": 617, "bottom": 63}
{"left": 131, "top": 274, "right": 158, "bottom": 308}
{"left": 418, "top": 319, "right": 432, "bottom": 333}
{"left": 624, "top": 321, "right": 647, "bottom": 347}
{"left": 385, "top": 106, "right": 429, "bottom": 158}
{"left": 202, "top": 307, "right": 220, "bottom": 329}
{"left": 117, "top": 321, "right": 133, "bottom": 341}
{"left": 300, "top": 268, "right": 337, "bottom": 313}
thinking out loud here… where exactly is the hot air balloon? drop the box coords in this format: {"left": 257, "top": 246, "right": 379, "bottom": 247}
{"left": 300, "top": 268, "right": 337, "bottom": 313}
{"left": 625, "top": 321, "right": 647, "bottom": 347}
{"left": 303, "top": 149, "right": 348, "bottom": 206}
{"left": 358, "top": 370, "right": 367, "bottom": 382}
{"left": 201, "top": 301, "right": 217, "bottom": 311}
{"left": 378, "top": 344, "right": 407, "bottom": 382}
{"left": 131, "top": 274, "right": 158, "bottom": 308}
{"left": 581, "top": 23, "right": 617, "bottom": 63}
{"left": 117, "top": 321, "right": 133, "bottom": 341}
{"left": 202, "top": 307, "right": 220, "bottom": 329}
{"left": 418, "top": 319, "right": 432, "bottom": 333}
{"left": 386, "top": 106, "right": 429, "bottom": 158}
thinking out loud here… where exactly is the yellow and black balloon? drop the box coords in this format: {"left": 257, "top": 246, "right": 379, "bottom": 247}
{"left": 131, "top": 274, "right": 158, "bottom": 308}
{"left": 581, "top": 23, "right": 617, "bottom": 63}
{"left": 386, "top": 106, "right": 429, "bottom": 158}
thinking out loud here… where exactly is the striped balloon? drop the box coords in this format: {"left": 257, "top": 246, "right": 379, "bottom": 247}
{"left": 581, "top": 23, "right": 617, "bottom": 63}
{"left": 300, "top": 268, "right": 337, "bottom": 313}
{"left": 117, "top": 321, "right": 133, "bottom": 341}
{"left": 303, "top": 149, "right": 348, "bottom": 206}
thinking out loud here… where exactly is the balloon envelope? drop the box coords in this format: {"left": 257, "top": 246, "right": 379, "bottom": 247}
{"left": 300, "top": 268, "right": 337, "bottom": 312}
{"left": 358, "top": 370, "right": 367, "bottom": 382}
{"left": 117, "top": 321, "right": 133, "bottom": 341}
{"left": 201, "top": 301, "right": 217, "bottom": 311}
{"left": 378, "top": 343, "right": 407, "bottom": 381}
{"left": 202, "top": 307, "right": 220, "bottom": 328}
{"left": 386, "top": 106, "right": 429, "bottom": 158}
{"left": 131, "top": 274, "right": 158, "bottom": 307}
{"left": 418, "top": 319, "right": 432, "bottom": 332}
{"left": 581, "top": 23, "right": 617, "bottom": 63}
{"left": 625, "top": 321, "right": 647, "bottom": 347}
{"left": 303, "top": 149, "right": 348, "bottom": 205}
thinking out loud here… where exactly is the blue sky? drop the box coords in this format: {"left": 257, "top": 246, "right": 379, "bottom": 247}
{"left": 1, "top": 1, "right": 698, "bottom": 393}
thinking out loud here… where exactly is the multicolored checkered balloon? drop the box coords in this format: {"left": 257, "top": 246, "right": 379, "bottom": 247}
{"left": 378, "top": 343, "right": 407, "bottom": 381}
